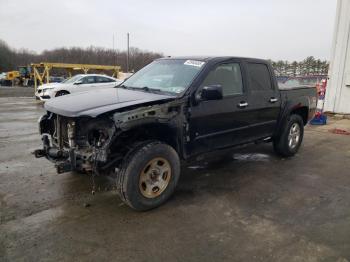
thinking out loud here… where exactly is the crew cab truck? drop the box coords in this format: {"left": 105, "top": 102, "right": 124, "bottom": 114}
{"left": 34, "top": 57, "right": 317, "bottom": 211}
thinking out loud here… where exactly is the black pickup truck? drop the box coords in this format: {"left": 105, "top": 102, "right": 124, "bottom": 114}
{"left": 34, "top": 57, "right": 317, "bottom": 210}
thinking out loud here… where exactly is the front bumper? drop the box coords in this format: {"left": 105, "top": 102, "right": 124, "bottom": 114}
{"left": 35, "top": 113, "right": 116, "bottom": 174}
{"left": 35, "top": 89, "right": 53, "bottom": 101}
{"left": 33, "top": 134, "right": 79, "bottom": 173}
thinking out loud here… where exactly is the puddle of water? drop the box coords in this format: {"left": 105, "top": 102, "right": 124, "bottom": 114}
{"left": 233, "top": 153, "right": 270, "bottom": 162}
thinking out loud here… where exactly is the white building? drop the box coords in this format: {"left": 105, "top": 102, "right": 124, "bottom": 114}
{"left": 324, "top": 0, "right": 350, "bottom": 114}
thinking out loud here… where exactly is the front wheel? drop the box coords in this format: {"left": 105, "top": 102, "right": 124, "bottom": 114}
{"left": 273, "top": 114, "right": 304, "bottom": 157}
{"left": 116, "top": 141, "right": 180, "bottom": 211}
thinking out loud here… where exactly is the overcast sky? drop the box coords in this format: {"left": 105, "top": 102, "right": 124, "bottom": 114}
{"left": 0, "top": 0, "right": 337, "bottom": 61}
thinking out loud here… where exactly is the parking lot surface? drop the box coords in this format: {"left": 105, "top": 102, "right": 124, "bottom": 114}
{"left": 1, "top": 97, "right": 350, "bottom": 262}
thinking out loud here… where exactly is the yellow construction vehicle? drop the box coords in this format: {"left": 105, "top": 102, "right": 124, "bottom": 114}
{"left": 0, "top": 71, "right": 20, "bottom": 86}
{"left": 0, "top": 67, "right": 33, "bottom": 86}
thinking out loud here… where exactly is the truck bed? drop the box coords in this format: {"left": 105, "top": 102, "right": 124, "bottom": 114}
{"left": 279, "top": 85, "right": 317, "bottom": 123}
{"left": 279, "top": 85, "right": 317, "bottom": 99}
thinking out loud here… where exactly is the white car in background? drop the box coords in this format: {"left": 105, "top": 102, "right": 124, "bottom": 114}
{"left": 35, "top": 74, "right": 122, "bottom": 101}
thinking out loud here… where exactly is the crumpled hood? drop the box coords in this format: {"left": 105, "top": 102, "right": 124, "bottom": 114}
{"left": 44, "top": 88, "right": 174, "bottom": 117}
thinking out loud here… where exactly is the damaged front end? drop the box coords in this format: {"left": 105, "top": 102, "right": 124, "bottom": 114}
{"left": 34, "top": 100, "right": 184, "bottom": 175}
{"left": 34, "top": 112, "right": 116, "bottom": 174}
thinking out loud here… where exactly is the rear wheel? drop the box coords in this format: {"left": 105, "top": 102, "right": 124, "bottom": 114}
{"left": 273, "top": 114, "right": 304, "bottom": 157}
{"left": 55, "top": 90, "right": 70, "bottom": 97}
{"left": 116, "top": 141, "right": 180, "bottom": 211}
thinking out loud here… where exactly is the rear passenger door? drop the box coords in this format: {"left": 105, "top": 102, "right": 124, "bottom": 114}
{"left": 244, "top": 62, "right": 281, "bottom": 138}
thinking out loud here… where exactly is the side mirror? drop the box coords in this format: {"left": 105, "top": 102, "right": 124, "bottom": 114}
{"left": 74, "top": 80, "right": 83, "bottom": 85}
{"left": 200, "top": 85, "right": 223, "bottom": 101}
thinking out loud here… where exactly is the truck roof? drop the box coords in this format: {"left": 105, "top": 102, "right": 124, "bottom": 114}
{"left": 158, "top": 56, "right": 269, "bottom": 64}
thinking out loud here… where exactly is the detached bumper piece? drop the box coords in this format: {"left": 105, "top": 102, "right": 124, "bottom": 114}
{"left": 33, "top": 135, "right": 75, "bottom": 174}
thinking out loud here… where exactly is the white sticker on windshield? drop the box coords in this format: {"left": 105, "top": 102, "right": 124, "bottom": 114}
{"left": 184, "top": 60, "right": 205, "bottom": 67}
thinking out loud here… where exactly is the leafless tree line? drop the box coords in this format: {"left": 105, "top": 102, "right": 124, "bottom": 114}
{"left": 0, "top": 39, "right": 162, "bottom": 73}
{"left": 1, "top": 39, "right": 329, "bottom": 77}
{"left": 270, "top": 56, "right": 329, "bottom": 77}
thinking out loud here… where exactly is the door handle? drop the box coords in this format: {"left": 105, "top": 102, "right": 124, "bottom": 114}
{"left": 238, "top": 101, "right": 248, "bottom": 108}
{"left": 269, "top": 97, "right": 278, "bottom": 103}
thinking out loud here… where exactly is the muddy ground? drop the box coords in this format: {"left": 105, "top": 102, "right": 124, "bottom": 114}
{"left": 1, "top": 96, "right": 350, "bottom": 262}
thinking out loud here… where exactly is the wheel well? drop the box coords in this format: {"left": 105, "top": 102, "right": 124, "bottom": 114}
{"left": 291, "top": 107, "right": 308, "bottom": 125}
{"left": 55, "top": 90, "right": 70, "bottom": 96}
{"left": 113, "top": 123, "right": 180, "bottom": 157}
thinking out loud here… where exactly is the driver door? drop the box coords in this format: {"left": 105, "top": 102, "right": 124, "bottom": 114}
{"left": 188, "top": 61, "right": 255, "bottom": 155}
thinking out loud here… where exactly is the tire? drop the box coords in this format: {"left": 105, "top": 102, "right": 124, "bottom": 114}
{"left": 55, "top": 90, "right": 69, "bottom": 97}
{"left": 116, "top": 140, "right": 180, "bottom": 211}
{"left": 273, "top": 114, "right": 304, "bottom": 157}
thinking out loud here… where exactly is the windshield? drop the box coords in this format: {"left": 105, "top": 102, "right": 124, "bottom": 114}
{"left": 61, "top": 75, "right": 83, "bottom": 84}
{"left": 121, "top": 59, "right": 205, "bottom": 95}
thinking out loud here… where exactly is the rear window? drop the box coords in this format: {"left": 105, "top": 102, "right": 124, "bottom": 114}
{"left": 247, "top": 63, "right": 273, "bottom": 91}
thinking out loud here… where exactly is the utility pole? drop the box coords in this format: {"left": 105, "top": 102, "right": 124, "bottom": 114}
{"left": 126, "top": 32, "right": 130, "bottom": 73}
{"left": 112, "top": 34, "right": 115, "bottom": 66}
{"left": 113, "top": 33, "right": 117, "bottom": 66}
{"left": 114, "top": 33, "right": 118, "bottom": 65}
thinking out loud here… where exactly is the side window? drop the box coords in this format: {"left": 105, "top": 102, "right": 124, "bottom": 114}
{"left": 81, "top": 76, "right": 95, "bottom": 84}
{"left": 96, "top": 76, "right": 115, "bottom": 83}
{"left": 200, "top": 63, "right": 243, "bottom": 96}
{"left": 107, "top": 78, "right": 116, "bottom": 82}
{"left": 246, "top": 63, "right": 272, "bottom": 91}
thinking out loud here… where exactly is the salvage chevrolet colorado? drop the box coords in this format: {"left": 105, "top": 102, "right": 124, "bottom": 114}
{"left": 34, "top": 57, "right": 317, "bottom": 210}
